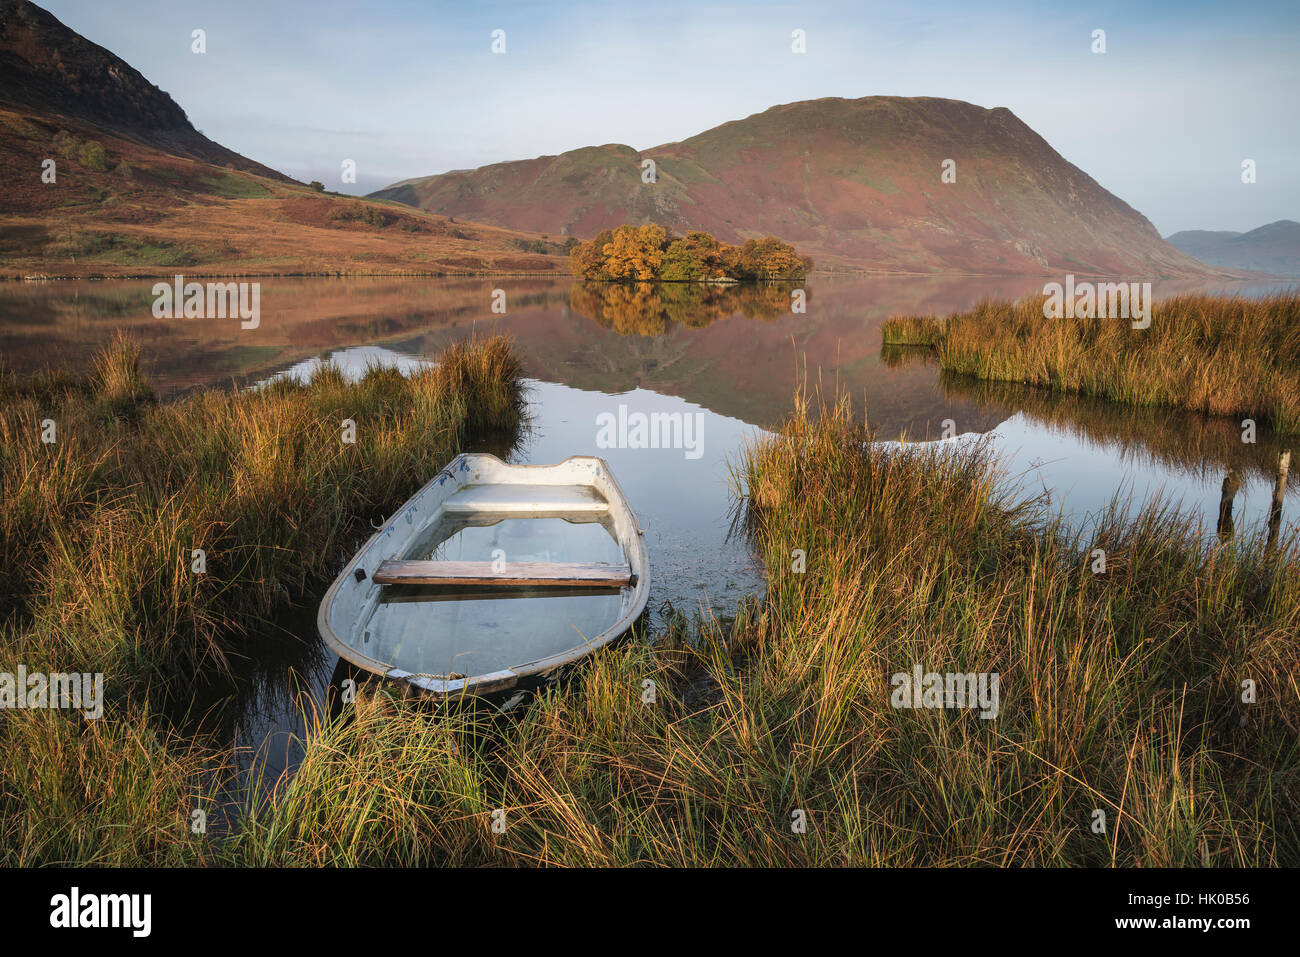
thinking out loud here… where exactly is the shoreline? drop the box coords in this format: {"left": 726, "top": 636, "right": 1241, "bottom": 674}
{"left": 1, "top": 265, "right": 1266, "bottom": 283}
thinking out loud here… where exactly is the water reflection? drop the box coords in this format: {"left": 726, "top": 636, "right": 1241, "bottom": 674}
{"left": 915, "top": 365, "right": 1299, "bottom": 541}
{"left": 7, "top": 274, "right": 1275, "bottom": 436}
{"left": 170, "top": 602, "right": 334, "bottom": 783}
{"left": 568, "top": 281, "right": 797, "bottom": 333}
{"left": 937, "top": 372, "right": 1298, "bottom": 494}
{"left": 367, "top": 517, "right": 628, "bottom": 679}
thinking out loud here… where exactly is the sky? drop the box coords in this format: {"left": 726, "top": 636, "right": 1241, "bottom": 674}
{"left": 35, "top": 0, "right": 1300, "bottom": 235}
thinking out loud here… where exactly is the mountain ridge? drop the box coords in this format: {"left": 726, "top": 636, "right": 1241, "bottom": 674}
{"left": 1166, "top": 220, "right": 1300, "bottom": 277}
{"left": 373, "top": 95, "right": 1216, "bottom": 278}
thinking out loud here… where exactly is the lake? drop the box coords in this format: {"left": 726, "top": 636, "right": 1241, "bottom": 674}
{"left": 2, "top": 274, "right": 1295, "bottom": 782}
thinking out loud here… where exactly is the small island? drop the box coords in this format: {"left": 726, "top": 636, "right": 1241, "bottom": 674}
{"left": 569, "top": 225, "right": 812, "bottom": 281}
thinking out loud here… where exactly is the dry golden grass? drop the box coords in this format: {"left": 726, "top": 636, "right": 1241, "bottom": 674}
{"left": 0, "top": 334, "right": 523, "bottom": 691}
{"left": 882, "top": 293, "right": 1300, "bottom": 433}
{"left": 4, "top": 356, "right": 1296, "bottom": 867}
{"left": 228, "top": 397, "right": 1300, "bottom": 866}
{"left": 1, "top": 335, "right": 525, "bottom": 864}
{"left": 0, "top": 107, "right": 569, "bottom": 278}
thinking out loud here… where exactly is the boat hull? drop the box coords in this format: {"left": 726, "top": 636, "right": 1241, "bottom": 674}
{"left": 317, "top": 454, "right": 650, "bottom": 699}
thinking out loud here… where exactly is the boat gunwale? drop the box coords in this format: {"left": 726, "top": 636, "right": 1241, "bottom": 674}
{"left": 316, "top": 452, "right": 650, "bottom": 699}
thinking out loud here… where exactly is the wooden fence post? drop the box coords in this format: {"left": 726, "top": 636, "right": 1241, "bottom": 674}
{"left": 1217, "top": 468, "right": 1241, "bottom": 542}
{"left": 1266, "top": 451, "right": 1291, "bottom": 554}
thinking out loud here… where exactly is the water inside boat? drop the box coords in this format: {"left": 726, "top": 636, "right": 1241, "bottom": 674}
{"left": 360, "top": 514, "right": 629, "bottom": 679}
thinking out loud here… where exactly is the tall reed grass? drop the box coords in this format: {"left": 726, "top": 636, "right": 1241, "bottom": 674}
{"left": 1, "top": 334, "right": 523, "bottom": 693}
{"left": 4, "top": 346, "right": 1296, "bottom": 866}
{"left": 881, "top": 292, "right": 1300, "bottom": 434}
{"left": 0, "top": 335, "right": 524, "bottom": 864}
{"left": 228, "top": 397, "right": 1299, "bottom": 867}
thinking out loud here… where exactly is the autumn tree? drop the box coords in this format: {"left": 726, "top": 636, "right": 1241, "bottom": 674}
{"left": 732, "top": 237, "right": 809, "bottom": 280}
{"left": 568, "top": 225, "right": 809, "bottom": 282}
{"left": 661, "top": 231, "right": 727, "bottom": 281}
{"left": 601, "top": 224, "right": 668, "bottom": 281}
{"left": 569, "top": 229, "right": 615, "bottom": 279}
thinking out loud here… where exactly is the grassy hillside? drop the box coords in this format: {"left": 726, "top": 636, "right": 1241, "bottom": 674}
{"left": 0, "top": 107, "right": 572, "bottom": 277}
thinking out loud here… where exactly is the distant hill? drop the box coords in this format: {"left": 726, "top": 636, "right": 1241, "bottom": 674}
{"left": 1165, "top": 221, "right": 1300, "bottom": 277}
{"left": 374, "top": 96, "right": 1214, "bottom": 278}
{"left": 0, "top": 0, "right": 568, "bottom": 277}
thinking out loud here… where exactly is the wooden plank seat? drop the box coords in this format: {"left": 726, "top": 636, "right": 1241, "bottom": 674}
{"left": 372, "top": 559, "right": 633, "bottom": 588}
{"left": 441, "top": 484, "right": 609, "bottom": 517}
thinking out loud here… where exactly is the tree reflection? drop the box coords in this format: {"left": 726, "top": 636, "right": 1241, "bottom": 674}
{"left": 567, "top": 281, "right": 800, "bottom": 335}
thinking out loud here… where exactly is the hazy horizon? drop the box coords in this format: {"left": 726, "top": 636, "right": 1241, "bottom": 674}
{"left": 33, "top": 0, "right": 1300, "bottom": 236}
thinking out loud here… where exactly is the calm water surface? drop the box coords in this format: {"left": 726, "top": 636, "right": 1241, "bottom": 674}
{"left": 2, "top": 275, "right": 1295, "bottom": 780}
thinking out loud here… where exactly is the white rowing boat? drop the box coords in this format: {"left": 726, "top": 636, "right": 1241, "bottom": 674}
{"left": 317, "top": 453, "right": 650, "bottom": 698}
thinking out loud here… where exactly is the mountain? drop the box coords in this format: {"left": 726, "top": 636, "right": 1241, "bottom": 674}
{"left": 373, "top": 96, "right": 1213, "bottom": 277}
{"left": 0, "top": 0, "right": 282, "bottom": 178}
{"left": 1165, "top": 221, "right": 1300, "bottom": 277}
{"left": 0, "top": 0, "right": 568, "bottom": 277}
